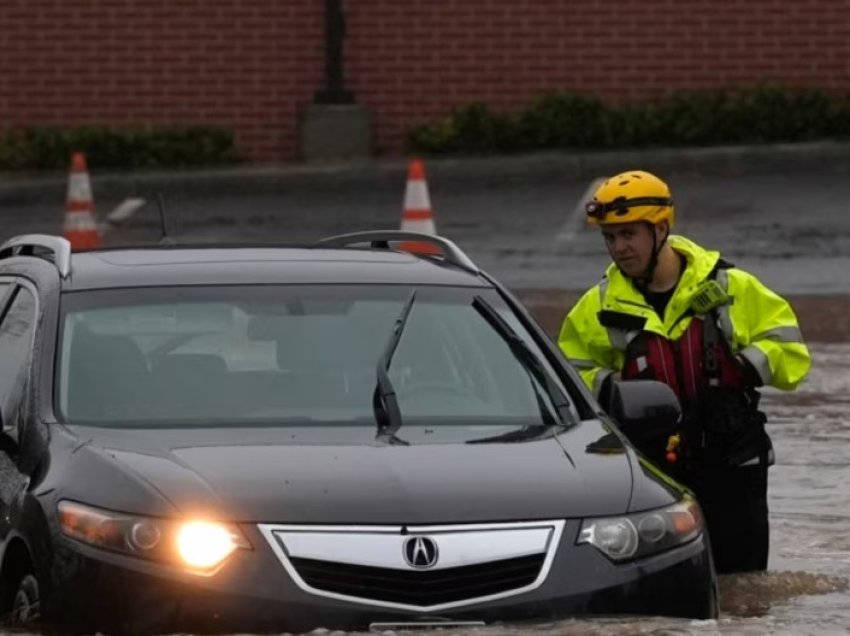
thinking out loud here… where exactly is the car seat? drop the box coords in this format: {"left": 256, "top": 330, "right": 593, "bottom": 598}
{"left": 66, "top": 326, "right": 152, "bottom": 422}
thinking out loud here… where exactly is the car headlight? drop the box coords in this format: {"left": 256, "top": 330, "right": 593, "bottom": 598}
{"left": 58, "top": 500, "right": 251, "bottom": 574}
{"left": 577, "top": 496, "right": 703, "bottom": 562}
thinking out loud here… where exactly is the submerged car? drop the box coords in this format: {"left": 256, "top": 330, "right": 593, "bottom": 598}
{"left": 0, "top": 231, "right": 716, "bottom": 634}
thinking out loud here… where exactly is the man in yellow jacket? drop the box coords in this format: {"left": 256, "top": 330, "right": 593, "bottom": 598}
{"left": 559, "top": 170, "right": 810, "bottom": 573}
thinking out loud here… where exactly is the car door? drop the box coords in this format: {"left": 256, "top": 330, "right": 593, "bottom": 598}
{"left": 0, "top": 283, "right": 38, "bottom": 547}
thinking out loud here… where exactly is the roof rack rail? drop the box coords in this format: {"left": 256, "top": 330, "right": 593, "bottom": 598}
{"left": 315, "top": 231, "right": 479, "bottom": 274}
{"left": 0, "top": 234, "right": 72, "bottom": 279}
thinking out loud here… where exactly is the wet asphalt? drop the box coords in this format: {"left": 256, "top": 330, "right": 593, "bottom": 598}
{"left": 3, "top": 158, "right": 849, "bottom": 295}
{"left": 1, "top": 151, "right": 850, "bottom": 634}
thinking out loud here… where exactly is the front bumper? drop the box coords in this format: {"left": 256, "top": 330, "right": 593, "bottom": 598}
{"left": 47, "top": 521, "right": 716, "bottom": 634}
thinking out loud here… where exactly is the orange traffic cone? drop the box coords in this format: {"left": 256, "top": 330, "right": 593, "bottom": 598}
{"left": 63, "top": 152, "right": 101, "bottom": 250}
{"left": 399, "top": 158, "right": 439, "bottom": 254}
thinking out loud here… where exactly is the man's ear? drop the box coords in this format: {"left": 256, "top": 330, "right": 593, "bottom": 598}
{"left": 654, "top": 221, "right": 670, "bottom": 241}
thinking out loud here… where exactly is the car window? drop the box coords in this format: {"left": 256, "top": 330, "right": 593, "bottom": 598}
{"left": 56, "top": 285, "right": 580, "bottom": 439}
{"left": 0, "top": 287, "right": 36, "bottom": 430}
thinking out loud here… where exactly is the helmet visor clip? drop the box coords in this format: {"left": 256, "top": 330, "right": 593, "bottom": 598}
{"left": 585, "top": 201, "right": 608, "bottom": 220}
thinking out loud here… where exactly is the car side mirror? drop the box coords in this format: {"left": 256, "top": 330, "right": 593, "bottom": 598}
{"left": 609, "top": 380, "right": 681, "bottom": 426}
{"left": 608, "top": 380, "right": 681, "bottom": 460}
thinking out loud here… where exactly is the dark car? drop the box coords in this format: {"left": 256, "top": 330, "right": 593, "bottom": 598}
{"left": 0, "top": 231, "right": 716, "bottom": 634}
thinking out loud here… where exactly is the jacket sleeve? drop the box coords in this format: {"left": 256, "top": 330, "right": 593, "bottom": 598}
{"left": 728, "top": 270, "right": 811, "bottom": 391}
{"left": 557, "top": 285, "right": 620, "bottom": 397}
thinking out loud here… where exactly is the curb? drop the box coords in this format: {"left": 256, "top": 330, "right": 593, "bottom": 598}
{"left": 1, "top": 141, "right": 849, "bottom": 205}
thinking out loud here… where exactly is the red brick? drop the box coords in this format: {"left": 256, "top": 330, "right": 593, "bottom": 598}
{"left": 0, "top": 0, "right": 847, "bottom": 160}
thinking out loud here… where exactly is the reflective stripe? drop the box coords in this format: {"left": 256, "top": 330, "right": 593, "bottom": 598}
{"left": 607, "top": 328, "right": 640, "bottom": 351}
{"left": 714, "top": 269, "right": 735, "bottom": 344}
{"left": 594, "top": 278, "right": 622, "bottom": 395}
{"left": 567, "top": 358, "right": 596, "bottom": 370}
{"left": 739, "top": 345, "right": 772, "bottom": 385}
{"left": 598, "top": 277, "right": 640, "bottom": 352}
{"left": 752, "top": 326, "right": 804, "bottom": 343}
{"left": 608, "top": 328, "right": 626, "bottom": 350}
{"left": 593, "top": 368, "right": 614, "bottom": 398}
{"left": 740, "top": 447, "right": 775, "bottom": 467}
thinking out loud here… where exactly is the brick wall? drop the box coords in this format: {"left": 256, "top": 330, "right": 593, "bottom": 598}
{"left": 2, "top": 0, "right": 848, "bottom": 162}
{"left": 0, "top": 0, "right": 323, "bottom": 162}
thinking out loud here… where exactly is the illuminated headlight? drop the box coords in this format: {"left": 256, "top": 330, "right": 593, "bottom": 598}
{"left": 176, "top": 521, "right": 242, "bottom": 569}
{"left": 578, "top": 496, "right": 703, "bottom": 562}
{"left": 58, "top": 501, "right": 251, "bottom": 574}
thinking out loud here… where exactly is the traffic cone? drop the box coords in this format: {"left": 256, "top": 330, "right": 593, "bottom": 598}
{"left": 63, "top": 151, "right": 101, "bottom": 250}
{"left": 399, "top": 158, "right": 440, "bottom": 254}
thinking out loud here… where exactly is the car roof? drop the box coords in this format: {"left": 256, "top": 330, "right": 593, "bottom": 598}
{"left": 59, "top": 246, "right": 490, "bottom": 291}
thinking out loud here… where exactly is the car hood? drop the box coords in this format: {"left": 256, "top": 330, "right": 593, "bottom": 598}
{"left": 71, "top": 422, "right": 670, "bottom": 524}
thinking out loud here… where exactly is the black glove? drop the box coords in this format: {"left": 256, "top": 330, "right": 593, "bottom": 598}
{"left": 736, "top": 354, "right": 764, "bottom": 387}
{"left": 699, "top": 387, "right": 768, "bottom": 467}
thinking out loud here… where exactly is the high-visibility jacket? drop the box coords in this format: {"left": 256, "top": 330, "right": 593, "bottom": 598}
{"left": 558, "top": 235, "right": 811, "bottom": 398}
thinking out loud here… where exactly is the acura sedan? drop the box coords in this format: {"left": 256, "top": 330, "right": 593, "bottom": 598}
{"left": 0, "top": 231, "right": 716, "bottom": 634}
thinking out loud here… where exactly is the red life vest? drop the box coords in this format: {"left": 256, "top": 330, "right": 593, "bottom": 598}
{"left": 620, "top": 316, "right": 745, "bottom": 410}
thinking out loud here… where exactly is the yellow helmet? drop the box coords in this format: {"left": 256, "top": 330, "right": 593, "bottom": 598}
{"left": 585, "top": 170, "right": 675, "bottom": 227}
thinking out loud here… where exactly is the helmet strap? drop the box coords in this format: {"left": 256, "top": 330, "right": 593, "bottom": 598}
{"left": 632, "top": 223, "right": 669, "bottom": 290}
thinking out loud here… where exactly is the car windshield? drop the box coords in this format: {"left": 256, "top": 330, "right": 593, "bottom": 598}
{"left": 56, "top": 284, "right": 583, "bottom": 438}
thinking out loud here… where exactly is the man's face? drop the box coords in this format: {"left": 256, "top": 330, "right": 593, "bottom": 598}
{"left": 601, "top": 221, "right": 661, "bottom": 278}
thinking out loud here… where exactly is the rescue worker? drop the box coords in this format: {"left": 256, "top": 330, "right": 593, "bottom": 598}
{"left": 558, "top": 170, "right": 811, "bottom": 573}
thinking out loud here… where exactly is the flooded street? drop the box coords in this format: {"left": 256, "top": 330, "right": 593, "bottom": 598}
{"left": 752, "top": 343, "right": 850, "bottom": 634}
{"left": 2, "top": 167, "right": 850, "bottom": 634}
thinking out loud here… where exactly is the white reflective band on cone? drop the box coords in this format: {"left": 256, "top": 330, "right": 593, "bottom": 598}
{"left": 64, "top": 211, "right": 97, "bottom": 230}
{"left": 67, "top": 173, "right": 93, "bottom": 203}
{"left": 401, "top": 216, "right": 436, "bottom": 234}
{"left": 404, "top": 181, "right": 431, "bottom": 210}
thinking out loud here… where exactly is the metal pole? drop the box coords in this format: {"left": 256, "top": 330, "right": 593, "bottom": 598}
{"left": 316, "top": 0, "right": 354, "bottom": 104}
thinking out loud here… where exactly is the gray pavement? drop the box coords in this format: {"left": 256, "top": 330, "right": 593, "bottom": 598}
{"left": 2, "top": 147, "right": 850, "bottom": 634}
{"left": 2, "top": 142, "right": 850, "bottom": 295}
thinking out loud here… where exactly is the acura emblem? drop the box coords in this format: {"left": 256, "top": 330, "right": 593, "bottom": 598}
{"left": 403, "top": 535, "right": 439, "bottom": 569}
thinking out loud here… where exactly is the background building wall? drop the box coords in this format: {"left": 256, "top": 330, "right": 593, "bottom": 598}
{"left": 2, "top": 0, "right": 848, "bottom": 162}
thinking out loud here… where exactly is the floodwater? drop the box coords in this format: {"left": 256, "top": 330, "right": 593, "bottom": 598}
{"left": 3, "top": 170, "right": 850, "bottom": 634}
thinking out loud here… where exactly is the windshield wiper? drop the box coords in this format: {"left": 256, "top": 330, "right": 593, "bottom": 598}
{"left": 372, "top": 290, "right": 416, "bottom": 443}
{"left": 466, "top": 423, "right": 557, "bottom": 445}
{"left": 472, "top": 295, "right": 577, "bottom": 430}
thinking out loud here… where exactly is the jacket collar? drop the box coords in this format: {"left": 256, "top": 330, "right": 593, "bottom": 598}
{"left": 601, "top": 235, "right": 722, "bottom": 333}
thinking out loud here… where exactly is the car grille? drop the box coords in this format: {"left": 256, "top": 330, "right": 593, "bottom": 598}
{"left": 289, "top": 553, "right": 546, "bottom": 605}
